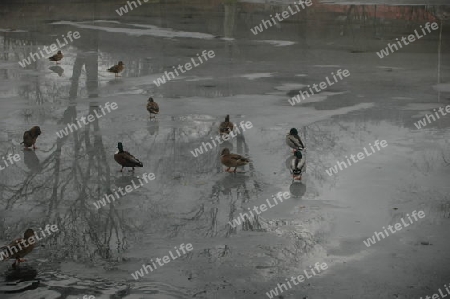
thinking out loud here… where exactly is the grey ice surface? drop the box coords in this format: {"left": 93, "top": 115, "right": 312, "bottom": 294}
{"left": 0, "top": 0, "right": 449, "bottom": 298}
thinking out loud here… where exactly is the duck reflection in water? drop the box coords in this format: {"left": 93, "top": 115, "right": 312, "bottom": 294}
{"left": 24, "top": 150, "right": 41, "bottom": 173}
{"left": 286, "top": 150, "right": 306, "bottom": 181}
{"left": 49, "top": 65, "right": 64, "bottom": 76}
{"left": 147, "top": 118, "right": 159, "bottom": 136}
{"left": 289, "top": 180, "right": 306, "bottom": 198}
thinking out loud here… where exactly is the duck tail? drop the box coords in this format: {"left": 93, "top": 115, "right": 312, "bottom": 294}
{"left": 129, "top": 157, "right": 143, "bottom": 167}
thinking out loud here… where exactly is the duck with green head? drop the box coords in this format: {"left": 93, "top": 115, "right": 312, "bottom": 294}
{"left": 114, "top": 142, "right": 143, "bottom": 172}
{"left": 286, "top": 128, "right": 305, "bottom": 153}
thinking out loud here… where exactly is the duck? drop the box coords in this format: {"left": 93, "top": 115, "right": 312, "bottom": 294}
{"left": 219, "top": 115, "right": 234, "bottom": 135}
{"left": 0, "top": 229, "right": 36, "bottom": 269}
{"left": 114, "top": 142, "right": 143, "bottom": 172}
{"left": 48, "top": 51, "right": 63, "bottom": 64}
{"left": 220, "top": 148, "right": 250, "bottom": 173}
{"left": 290, "top": 150, "right": 305, "bottom": 181}
{"left": 286, "top": 128, "right": 305, "bottom": 153}
{"left": 107, "top": 61, "right": 125, "bottom": 77}
{"left": 146, "top": 97, "right": 159, "bottom": 118}
{"left": 22, "top": 126, "right": 41, "bottom": 150}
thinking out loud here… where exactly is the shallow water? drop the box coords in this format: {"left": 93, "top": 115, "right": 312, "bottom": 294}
{"left": 0, "top": 1, "right": 449, "bottom": 298}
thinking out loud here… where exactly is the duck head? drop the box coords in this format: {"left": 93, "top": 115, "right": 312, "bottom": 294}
{"left": 221, "top": 148, "right": 230, "bottom": 155}
{"left": 31, "top": 126, "right": 41, "bottom": 136}
{"left": 117, "top": 142, "right": 124, "bottom": 152}
{"left": 24, "top": 228, "right": 35, "bottom": 239}
{"left": 289, "top": 128, "right": 298, "bottom": 136}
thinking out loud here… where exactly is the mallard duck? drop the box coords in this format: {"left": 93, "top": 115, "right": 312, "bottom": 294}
{"left": 290, "top": 150, "right": 305, "bottom": 181}
{"left": 219, "top": 115, "right": 234, "bottom": 135}
{"left": 0, "top": 229, "right": 35, "bottom": 269}
{"left": 22, "top": 126, "right": 41, "bottom": 150}
{"left": 48, "top": 51, "right": 63, "bottom": 64}
{"left": 114, "top": 142, "right": 143, "bottom": 172}
{"left": 146, "top": 97, "right": 159, "bottom": 118}
{"left": 220, "top": 148, "right": 250, "bottom": 173}
{"left": 286, "top": 128, "right": 305, "bottom": 153}
{"left": 107, "top": 61, "right": 125, "bottom": 77}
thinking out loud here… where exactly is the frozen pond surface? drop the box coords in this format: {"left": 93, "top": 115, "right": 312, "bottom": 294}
{"left": 0, "top": 0, "right": 449, "bottom": 298}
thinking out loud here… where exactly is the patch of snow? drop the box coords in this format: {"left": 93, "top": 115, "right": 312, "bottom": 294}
{"left": 240, "top": 73, "right": 273, "bottom": 80}
{"left": 258, "top": 40, "right": 296, "bottom": 46}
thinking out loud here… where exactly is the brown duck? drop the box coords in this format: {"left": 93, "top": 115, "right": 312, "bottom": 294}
{"left": 49, "top": 51, "right": 63, "bottom": 64}
{"left": 114, "top": 142, "right": 143, "bottom": 172}
{"left": 220, "top": 148, "right": 250, "bottom": 173}
{"left": 22, "top": 126, "right": 41, "bottom": 150}
{"left": 219, "top": 115, "right": 234, "bottom": 135}
{"left": 0, "top": 229, "right": 36, "bottom": 269}
{"left": 107, "top": 61, "right": 125, "bottom": 77}
{"left": 146, "top": 97, "right": 159, "bottom": 118}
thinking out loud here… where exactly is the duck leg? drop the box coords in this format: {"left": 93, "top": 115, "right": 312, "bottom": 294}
{"left": 225, "top": 167, "right": 231, "bottom": 172}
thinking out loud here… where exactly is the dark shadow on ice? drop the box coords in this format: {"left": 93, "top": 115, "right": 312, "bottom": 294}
{"left": 0, "top": 281, "right": 39, "bottom": 294}
{"left": 23, "top": 150, "right": 41, "bottom": 173}
{"left": 114, "top": 174, "right": 139, "bottom": 190}
{"left": 4, "top": 265, "right": 37, "bottom": 282}
{"left": 48, "top": 65, "right": 64, "bottom": 77}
